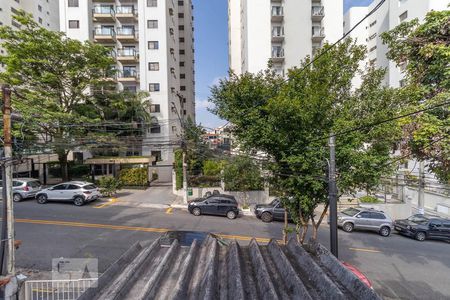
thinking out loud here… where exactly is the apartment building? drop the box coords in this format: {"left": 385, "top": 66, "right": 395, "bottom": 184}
{"left": 228, "top": 0, "right": 343, "bottom": 76}
{"left": 59, "top": 0, "right": 195, "bottom": 173}
{"left": 344, "top": 0, "right": 448, "bottom": 88}
{"left": 0, "top": 0, "right": 59, "bottom": 30}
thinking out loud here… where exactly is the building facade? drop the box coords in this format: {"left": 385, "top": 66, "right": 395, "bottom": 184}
{"left": 228, "top": 0, "right": 343, "bottom": 76}
{"left": 59, "top": 0, "right": 195, "bottom": 169}
{"left": 344, "top": 0, "right": 448, "bottom": 88}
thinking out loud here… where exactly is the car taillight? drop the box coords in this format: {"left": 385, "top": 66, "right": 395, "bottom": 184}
{"left": 23, "top": 186, "right": 29, "bottom": 192}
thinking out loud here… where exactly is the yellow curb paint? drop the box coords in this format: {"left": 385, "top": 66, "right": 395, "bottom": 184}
{"left": 165, "top": 207, "right": 173, "bottom": 214}
{"left": 349, "top": 247, "right": 381, "bottom": 253}
{"left": 94, "top": 198, "right": 118, "bottom": 209}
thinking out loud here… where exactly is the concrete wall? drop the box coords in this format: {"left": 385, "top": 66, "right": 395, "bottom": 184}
{"left": 405, "top": 187, "right": 450, "bottom": 216}
{"left": 359, "top": 202, "right": 412, "bottom": 220}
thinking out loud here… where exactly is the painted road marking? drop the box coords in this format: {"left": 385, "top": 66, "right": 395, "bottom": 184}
{"left": 14, "top": 218, "right": 275, "bottom": 243}
{"left": 165, "top": 207, "right": 173, "bottom": 214}
{"left": 349, "top": 247, "right": 381, "bottom": 253}
{"left": 94, "top": 198, "right": 118, "bottom": 209}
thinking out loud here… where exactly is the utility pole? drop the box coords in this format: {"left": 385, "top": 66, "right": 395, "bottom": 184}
{"left": 2, "top": 85, "right": 15, "bottom": 275}
{"left": 328, "top": 134, "right": 338, "bottom": 258}
{"left": 172, "top": 101, "right": 188, "bottom": 203}
{"left": 418, "top": 161, "right": 425, "bottom": 215}
{"left": 182, "top": 149, "right": 188, "bottom": 203}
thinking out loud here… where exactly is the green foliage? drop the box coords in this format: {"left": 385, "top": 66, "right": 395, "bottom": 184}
{"left": 359, "top": 196, "right": 381, "bottom": 203}
{"left": 98, "top": 176, "right": 122, "bottom": 197}
{"left": 381, "top": 10, "right": 450, "bottom": 183}
{"left": 174, "top": 149, "right": 183, "bottom": 190}
{"left": 202, "top": 160, "right": 226, "bottom": 176}
{"left": 47, "top": 163, "right": 90, "bottom": 178}
{"left": 222, "top": 156, "right": 263, "bottom": 191}
{"left": 189, "top": 175, "right": 221, "bottom": 188}
{"left": 151, "top": 170, "right": 158, "bottom": 182}
{"left": 119, "top": 168, "right": 148, "bottom": 186}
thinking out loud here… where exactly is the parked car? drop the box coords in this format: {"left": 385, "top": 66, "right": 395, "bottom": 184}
{"left": 394, "top": 214, "right": 450, "bottom": 241}
{"left": 337, "top": 207, "right": 393, "bottom": 237}
{"left": 35, "top": 181, "right": 101, "bottom": 206}
{"left": 188, "top": 194, "right": 239, "bottom": 219}
{"left": 0, "top": 178, "right": 42, "bottom": 202}
{"left": 254, "top": 199, "right": 292, "bottom": 223}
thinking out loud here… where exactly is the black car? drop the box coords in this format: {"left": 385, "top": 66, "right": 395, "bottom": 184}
{"left": 254, "top": 199, "right": 292, "bottom": 223}
{"left": 394, "top": 214, "right": 450, "bottom": 241}
{"left": 188, "top": 194, "right": 239, "bottom": 219}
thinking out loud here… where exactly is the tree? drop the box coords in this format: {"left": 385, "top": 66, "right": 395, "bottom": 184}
{"left": 0, "top": 12, "right": 150, "bottom": 180}
{"left": 210, "top": 39, "right": 404, "bottom": 242}
{"left": 381, "top": 10, "right": 450, "bottom": 183}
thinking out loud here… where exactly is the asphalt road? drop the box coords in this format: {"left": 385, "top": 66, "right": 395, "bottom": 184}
{"left": 9, "top": 199, "right": 450, "bottom": 300}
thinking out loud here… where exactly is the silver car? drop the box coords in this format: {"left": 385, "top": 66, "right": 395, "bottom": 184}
{"left": 36, "top": 181, "right": 101, "bottom": 206}
{"left": 337, "top": 207, "right": 393, "bottom": 237}
{"left": 0, "top": 178, "right": 42, "bottom": 202}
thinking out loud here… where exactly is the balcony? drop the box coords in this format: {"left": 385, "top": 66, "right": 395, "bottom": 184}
{"left": 312, "top": 6, "right": 324, "bottom": 21}
{"left": 92, "top": 6, "right": 115, "bottom": 21}
{"left": 272, "top": 26, "right": 284, "bottom": 42}
{"left": 118, "top": 69, "right": 139, "bottom": 82}
{"left": 271, "top": 6, "right": 284, "bottom": 22}
{"left": 117, "top": 48, "right": 139, "bottom": 62}
{"left": 312, "top": 26, "right": 325, "bottom": 41}
{"left": 93, "top": 27, "right": 116, "bottom": 43}
{"left": 271, "top": 47, "right": 285, "bottom": 63}
{"left": 116, "top": 27, "right": 138, "bottom": 41}
{"left": 116, "top": 6, "right": 138, "bottom": 21}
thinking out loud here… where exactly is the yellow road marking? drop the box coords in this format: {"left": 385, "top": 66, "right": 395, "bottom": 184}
{"left": 349, "top": 247, "right": 381, "bottom": 253}
{"left": 165, "top": 207, "right": 173, "bottom": 214}
{"left": 14, "top": 218, "right": 276, "bottom": 243}
{"left": 94, "top": 198, "right": 118, "bottom": 209}
{"left": 32, "top": 288, "right": 56, "bottom": 293}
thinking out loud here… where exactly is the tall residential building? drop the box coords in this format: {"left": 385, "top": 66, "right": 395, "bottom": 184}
{"left": 228, "top": 0, "right": 343, "bottom": 76}
{"left": 344, "top": 0, "right": 448, "bottom": 88}
{"left": 59, "top": 0, "right": 195, "bottom": 171}
{"left": 0, "top": 0, "right": 59, "bottom": 30}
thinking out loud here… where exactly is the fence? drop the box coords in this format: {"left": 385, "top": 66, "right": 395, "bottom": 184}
{"left": 24, "top": 279, "right": 97, "bottom": 300}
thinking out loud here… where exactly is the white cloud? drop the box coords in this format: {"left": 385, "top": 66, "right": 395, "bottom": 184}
{"left": 210, "top": 75, "right": 225, "bottom": 87}
{"left": 196, "top": 98, "right": 214, "bottom": 109}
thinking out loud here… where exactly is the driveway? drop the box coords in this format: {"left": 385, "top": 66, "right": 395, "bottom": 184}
{"left": 110, "top": 185, "right": 179, "bottom": 207}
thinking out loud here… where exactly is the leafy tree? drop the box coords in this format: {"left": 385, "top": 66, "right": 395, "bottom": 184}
{"left": 222, "top": 156, "right": 263, "bottom": 191}
{"left": 381, "top": 10, "right": 450, "bottom": 183}
{"left": 210, "top": 39, "right": 404, "bottom": 242}
{"left": 0, "top": 12, "right": 150, "bottom": 180}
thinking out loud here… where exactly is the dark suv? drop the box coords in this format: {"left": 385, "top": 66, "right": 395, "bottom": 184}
{"left": 394, "top": 214, "right": 450, "bottom": 241}
{"left": 254, "top": 199, "right": 292, "bottom": 223}
{"left": 188, "top": 194, "right": 239, "bottom": 219}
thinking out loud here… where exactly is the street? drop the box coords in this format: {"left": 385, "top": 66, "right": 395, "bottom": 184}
{"left": 11, "top": 199, "right": 450, "bottom": 300}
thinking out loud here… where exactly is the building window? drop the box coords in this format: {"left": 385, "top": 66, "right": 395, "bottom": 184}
{"left": 11, "top": 20, "right": 21, "bottom": 28}
{"left": 38, "top": 5, "right": 42, "bottom": 12}
{"left": 368, "top": 33, "right": 377, "bottom": 41}
{"left": 369, "top": 45, "right": 377, "bottom": 52}
{"left": 179, "top": 37, "right": 185, "bottom": 43}
{"left": 178, "top": 1, "right": 184, "bottom": 6}
{"left": 179, "top": 61, "right": 185, "bottom": 67}
{"left": 149, "top": 83, "right": 160, "bottom": 92}
{"left": 180, "top": 86, "right": 186, "bottom": 91}
{"left": 179, "top": 49, "right": 185, "bottom": 55}
{"left": 150, "top": 125, "right": 161, "bottom": 134}
{"left": 151, "top": 104, "right": 160, "bottom": 113}
{"left": 183, "top": 110, "right": 187, "bottom": 115}
{"left": 68, "top": 20, "right": 79, "bottom": 29}
{"left": 11, "top": 7, "right": 20, "bottom": 14}
{"left": 169, "top": 28, "right": 174, "bottom": 35}
{"left": 179, "top": 25, "right": 184, "bottom": 30}
{"left": 151, "top": 151, "right": 162, "bottom": 162}
{"left": 170, "top": 48, "right": 175, "bottom": 54}
{"left": 68, "top": 0, "right": 79, "bottom": 7}
{"left": 399, "top": 11, "right": 408, "bottom": 22}
{"left": 147, "top": 20, "right": 158, "bottom": 29}
{"left": 399, "top": 79, "right": 406, "bottom": 87}
{"left": 148, "top": 41, "right": 159, "bottom": 49}
{"left": 148, "top": 62, "right": 160, "bottom": 71}
{"left": 180, "top": 74, "right": 186, "bottom": 79}
{"left": 38, "top": 17, "right": 43, "bottom": 24}
{"left": 178, "top": 13, "right": 184, "bottom": 18}
{"left": 169, "top": 8, "right": 174, "bottom": 16}
{"left": 369, "top": 20, "right": 377, "bottom": 27}
{"left": 147, "top": 0, "right": 157, "bottom": 7}
{"left": 124, "top": 86, "right": 137, "bottom": 93}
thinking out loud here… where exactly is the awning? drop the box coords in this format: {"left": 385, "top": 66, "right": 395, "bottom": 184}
{"left": 84, "top": 156, "right": 155, "bottom": 165}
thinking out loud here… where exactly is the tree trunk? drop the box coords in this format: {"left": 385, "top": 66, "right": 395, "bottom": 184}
{"left": 283, "top": 210, "right": 288, "bottom": 244}
{"left": 299, "top": 222, "right": 308, "bottom": 244}
{"left": 310, "top": 203, "right": 329, "bottom": 241}
{"left": 58, "top": 151, "right": 69, "bottom": 181}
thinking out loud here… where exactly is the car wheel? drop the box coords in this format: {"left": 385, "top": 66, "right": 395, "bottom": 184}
{"left": 342, "top": 222, "right": 354, "bottom": 233}
{"left": 73, "top": 196, "right": 85, "bottom": 206}
{"left": 13, "top": 193, "right": 23, "bottom": 202}
{"left": 415, "top": 231, "right": 426, "bottom": 241}
{"left": 192, "top": 207, "right": 201, "bottom": 216}
{"left": 379, "top": 226, "right": 391, "bottom": 237}
{"left": 37, "top": 194, "right": 47, "bottom": 204}
{"left": 261, "top": 212, "right": 273, "bottom": 223}
{"left": 226, "top": 210, "right": 237, "bottom": 220}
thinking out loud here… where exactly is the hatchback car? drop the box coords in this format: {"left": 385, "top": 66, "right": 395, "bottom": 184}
{"left": 338, "top": 207, "right": 393, "bottom": 237}
{"left": 36, "top": 181, "right": 101, "bottom": 206}
{"left": 188, "top": 194, "right": 239, "bottom": 219}
{"left": 254, "top": 198, "right": 293, "bottom": 223}
{"left": 0, "top": 178, "right": 42, "bottom": 202}
{"left": 394, "top": 214, "right": 450, "bottom": 241}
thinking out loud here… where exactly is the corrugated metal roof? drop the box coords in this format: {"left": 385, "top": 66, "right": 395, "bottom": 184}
{"left": 79, "top": 236, "right": 381, "bottom": 300}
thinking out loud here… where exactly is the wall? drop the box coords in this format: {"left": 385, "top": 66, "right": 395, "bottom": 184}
{"left": 359, "top": 202, "right": 412, "bottom": 220}
{"left": 405, "top": 187, "right": 450, "bottom": 216}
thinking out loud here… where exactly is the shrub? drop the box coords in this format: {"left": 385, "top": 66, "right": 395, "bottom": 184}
{"left": 174, "top": 150, "right": 183, "bottom": 190}
{"left": 223, "top": 156, "right": 263, "bottom": 191}
{"left": 119, "top": 168, "right": 148, "bottom": 186}
{"left": 151, "top": 170, "right": 158, "bottom": 181}
{"left": 189, "top": 175, "right": 221, "bottom": 187}
{"left": 98, "top": 176, "right": 122, "bottom": 197}
{"left": 359, "top": 195, "right": 380, "bottom": 203}
{"left": 202, "top": 160, "right": 226, "bottom": 176}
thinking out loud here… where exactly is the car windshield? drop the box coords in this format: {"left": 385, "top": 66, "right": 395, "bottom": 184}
{"left": 269, "top": 199, "right": 279, "bottom": 206}
{"left": 27, "top": 181, "right": 41, "bottom": 188}
{"left": 83, "top": 184, "right": 97, "bottom": 190}
{"left": 407, "top": 215, "right": 429, "bottom": 224}
{"left": 342, "top": 208, "right": 361, "bottom": 216}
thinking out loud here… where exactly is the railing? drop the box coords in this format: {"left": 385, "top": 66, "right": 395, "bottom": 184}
{"left": 271, "top": 6, "right": 283, "bottom": 16}
{"left": 93, "top": 6, "right": 115, "bottom": 15}
{"left": 116, "top": 5, "right": 136, "bottom": 15}
{"left": 312, "top": 27, "right": 325, "bottom": 38}
{"left": 94, "top": 27, "right": 115, "bottom": 37}
{"left": 272, "top": 27, "right": 284, "bottom": 37}
{"left": 119, "top": 69, "right": 139, "bottom": 78}
{"left": 116, "top": 27, "right": 138, "bottom": 38}
{"left": 117, "top": 48, "right": 138, "bottom": 57}
{"left": 24, "top": 279, "right": 97, "bottom": 300}
{"left": 312, "top": 6, "right": 324, "bottom": 16}
{"left": 272, "top": 48, "right": 284, "bottom": 58}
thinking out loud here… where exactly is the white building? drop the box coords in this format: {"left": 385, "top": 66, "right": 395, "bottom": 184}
{"left": 59, "top": 0, "right": 195, "bottom": 175}
{"left": 344, "top": 0, "right": 448, "bottom": 88}
{"left": 228, "top": 0, "right": 343, "bottom": 76}
{"left": 0, "top": 0, "right": 59, "bottom": 30}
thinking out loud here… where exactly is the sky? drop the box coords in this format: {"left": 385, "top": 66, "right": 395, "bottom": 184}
{"left": 193, "top": 0, "right": 375, "bottom": 129}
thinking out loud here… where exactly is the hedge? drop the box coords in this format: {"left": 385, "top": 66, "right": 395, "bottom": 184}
{"left": 119, "top": 167, "right": 148, "bottom": 186}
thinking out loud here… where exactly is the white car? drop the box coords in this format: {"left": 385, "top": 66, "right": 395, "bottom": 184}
{"left": 36, "top": 181, "right": 101, "bottom": 206}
